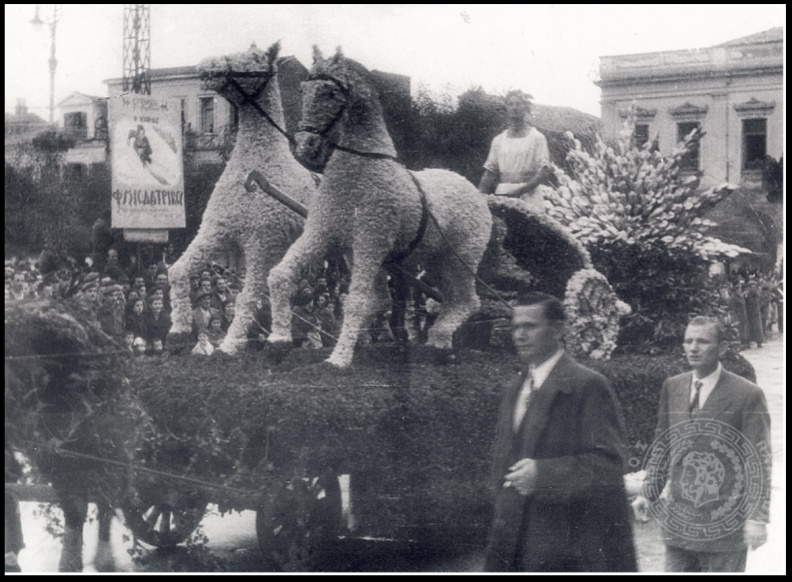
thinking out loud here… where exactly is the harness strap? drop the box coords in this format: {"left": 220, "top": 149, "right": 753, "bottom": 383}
{"left": 221, "top": 73, "right": 295, "bottom": 147}
{"left": 384, "top": 171, "right": 430, "bottom": 265}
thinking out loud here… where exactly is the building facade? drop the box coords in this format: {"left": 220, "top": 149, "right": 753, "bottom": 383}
{"left": 598, "top": 27, "right": 783, "bottom": 267}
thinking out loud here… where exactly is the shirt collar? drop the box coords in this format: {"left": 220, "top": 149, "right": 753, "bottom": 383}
{"left": 530, "top": 349, "right": 565, "bottom": 389}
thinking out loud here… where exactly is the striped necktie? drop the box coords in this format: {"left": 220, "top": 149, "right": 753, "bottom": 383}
{"left": 689, "top": 380, "right": 703, "bottom": 414}
{"left": 513, "top": 367, "right": 535, "bottom": 431}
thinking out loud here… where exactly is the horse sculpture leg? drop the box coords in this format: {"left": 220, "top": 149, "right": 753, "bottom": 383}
{"left": 328, "top": 246, "right": 390, "bottom": 367}
{"left": 220, "top": 237, "right": 272, "bottom": 353}
{"left": 427, "top": 253, "right": 482, "bottom": 350}
{"left": 267, "top": 227, "right": 333, "bottom": 344}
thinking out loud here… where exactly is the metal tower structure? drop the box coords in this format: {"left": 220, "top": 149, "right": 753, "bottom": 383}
{"left": 122, "top": 4, "right": 151, "bottom": 95}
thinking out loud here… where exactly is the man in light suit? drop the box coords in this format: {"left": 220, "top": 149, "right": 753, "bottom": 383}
{"left": 485, "top": 292, "right": 637, "bottom": 572}
{"left": 632, "top": 316, "right": 771, "bottom": 572}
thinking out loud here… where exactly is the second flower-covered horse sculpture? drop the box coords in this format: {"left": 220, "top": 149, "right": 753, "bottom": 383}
{"left": 267, "top": 47, "right": 492, "bottom": 367}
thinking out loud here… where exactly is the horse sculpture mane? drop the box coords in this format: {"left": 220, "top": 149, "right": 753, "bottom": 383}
{"left": 267, "top": 47, "right": 492, "bottom": 367}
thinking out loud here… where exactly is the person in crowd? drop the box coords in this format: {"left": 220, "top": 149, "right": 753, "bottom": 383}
{"left": 90, "top": 218, "right": 113, "bottom": 271}
{"left": 772, "top": 280, "right": 783, "bottom": 333}
{"left": 221, "top": 301, "right": 236, "bottom": 333}
{"left": 148, "top": 338, "right": 167, "bottom": 358}
{"left": 75, "top": 274, "right": 100, "bottom": 329}
{"left": 195, "top": 278, "right": 214, "bottom": 307}
{"left": 188, "top": 275, "right": 201, "bottom": 307}
{"left": 122, "top": 330, "right": 136, "bottom": 356}
{"left": 102, "top": 249, "right": 129, "bottom": 285}
{"left": 631, "top": 316, "right": 771, "bottom": 572}
{"left": 758, "top": 281, "right": 771, "bottom": 336}
{"left": 143, "top": 262, "right": 160, "bottom": 288}
{"left": 97, "top": 284, "right": 126, "bottom": 340}
{"left": 292, "top": 296, "right": 318, "bottom": 348}
{"left": 9, "top": 271, "right": 28, "bottom": 301}
{"left": 211, "top": 277, "right": 234, "bottom": 312}
{"left": 153, "top": 271, "right": 172, "bottom": 313}
{"left": 132, "top": 336, "right": 148, "bottom": 358}
{"left": 247, "top": 297, "right": 272, "bottom": 350}
{"left": 744, "top": 280, "right": 764, "bottom": 348}
{"left": 728, "top": 281, "right": 749, "bottom": 347}
{"left": 191, "top": 329, "right": 215, "bottom": 356}
{"left": 207, "top": 314, "right": 226, "bottom": 348}
{"left": 144, "top": 296, "right": 172, "bottom": 346}
{"left": 485, "top": 291, "right": 636, "bottom": 572}
{"left": 479, "top": 90, "right": 555, "bottom": 212}
{"left": 192, "top": 290, "right": 219, "bottom": 340}
{"left": 125, "top": 297, "right": 148, "bottom": 341}
{"left": 314, "top": 294, "right": 337, "bottom": 348}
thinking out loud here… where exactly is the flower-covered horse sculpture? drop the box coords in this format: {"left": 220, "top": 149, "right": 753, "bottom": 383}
{"left": 168, "top": 42, "right": 317, "bottom": 353}
{"left": 267, "top": 47, "right": 492, "bottom": 367}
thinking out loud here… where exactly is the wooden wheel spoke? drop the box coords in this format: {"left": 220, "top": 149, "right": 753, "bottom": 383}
{"left": 159, "top": 510, "right": 171, "bottom": 534}
{"left": 144, "top": 507, "right": 161, "bottom": 528}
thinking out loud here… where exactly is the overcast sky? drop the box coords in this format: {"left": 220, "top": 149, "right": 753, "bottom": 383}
{"left": 4, "top": 4, "right": 785, "bottom": 118}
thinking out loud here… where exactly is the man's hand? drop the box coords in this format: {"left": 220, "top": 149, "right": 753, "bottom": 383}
{"left": 744, "top": 521, "right": 768, "bottom": 550}
{"left": 631, "top": 496, "right": 650, "bottom": 522}
{"left": 503, "top": 458, "right": 538, "bottom": 496}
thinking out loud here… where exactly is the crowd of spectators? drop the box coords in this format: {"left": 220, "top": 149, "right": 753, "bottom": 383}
{"left": 726, "top": 273, "right": 784, "bottom": 348}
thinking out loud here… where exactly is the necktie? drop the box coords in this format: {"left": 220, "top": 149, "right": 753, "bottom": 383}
{"left": 513, "top": 368, "right": 535, "bottom": 430}
{"left": 689, "top": 380, "right": 703, "bottom": 414}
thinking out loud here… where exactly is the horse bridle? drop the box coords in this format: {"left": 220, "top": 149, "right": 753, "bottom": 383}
{"left": 217, "top": 71, "right": 295, "bottom": 147}
{"left": 297, "top": 73, "right": 351, "bottom": 139}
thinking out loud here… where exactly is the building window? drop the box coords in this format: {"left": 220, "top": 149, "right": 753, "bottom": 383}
{"left": 742, "top": 118, "right": 767, "bottom": 170}
{"left": 179, "top": 98, "right": 187, "bottom": 133}
{"left": 63, "top": 111, "right": 88, "bottom": 140}
{"left": 677, "top": 121, "right": 700, "bottom": 172}
{"left": 634, "top": 123, "right": 649, "bottom": 150}
{"left": 199, "top": 97, "right": 215, "bottom": 134}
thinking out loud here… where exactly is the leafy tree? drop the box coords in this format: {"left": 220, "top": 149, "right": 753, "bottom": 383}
{"left": 546, "top": 112, "right": 749, "bottom": 354}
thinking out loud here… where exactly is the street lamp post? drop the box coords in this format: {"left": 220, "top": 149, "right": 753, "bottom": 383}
{"left": 30, "top": 4, "right": 60, "bottom": 125}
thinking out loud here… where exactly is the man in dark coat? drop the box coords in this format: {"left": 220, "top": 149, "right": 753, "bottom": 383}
{"left": 632, "top": 316, "right": 771, "bottom": 571}
{"left": 744, "top": 280, "right": 764, "bottom": 348}
{"left": 485, "top": 292, "right": 637, "bottom": 572}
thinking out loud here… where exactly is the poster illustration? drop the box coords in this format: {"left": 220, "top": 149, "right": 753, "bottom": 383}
{"left": 109, "top": 95, "right": 185, "bottom": 229}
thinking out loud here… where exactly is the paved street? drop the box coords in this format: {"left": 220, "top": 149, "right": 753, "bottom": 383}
{"left": 13, "top": 334, "right": 785, "bottom": 573}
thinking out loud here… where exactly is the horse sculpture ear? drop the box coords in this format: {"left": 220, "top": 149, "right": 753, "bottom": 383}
{"left": 333, "top": 46, "right": 344, "bottom": 62}
{"left": 265, "top": 41, "right": 281, "bottom": 68}
{"left": 312, "top": 45, "right": 324, "bottom": 64}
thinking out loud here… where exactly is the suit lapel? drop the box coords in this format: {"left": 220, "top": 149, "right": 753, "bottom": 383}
{"left": 518, "top": 354, "right": 574, "bottom": 456}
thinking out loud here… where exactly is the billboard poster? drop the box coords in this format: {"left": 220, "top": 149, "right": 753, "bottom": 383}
{"left": 109, "top": 95, "right": 185, "bottom": 229}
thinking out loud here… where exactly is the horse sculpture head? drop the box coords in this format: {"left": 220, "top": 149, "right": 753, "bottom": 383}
{"left": 199, "top": 41, "right": 282, "bottom": 109}
{"left": 295, "top": 46, "right": 395, "bottom": 173}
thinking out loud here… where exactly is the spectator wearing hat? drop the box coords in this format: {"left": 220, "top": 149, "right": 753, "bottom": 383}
{"left": 75, "top": 274, "right": 101, "bottom": 328}
{"left": 98, "top": 284, "right": 126, "bottom": 340}
{"left": 145, "top": 296, "right": 172, "bottom": 346}
{"left": 192, "top": 290, "right": 220, "bottom": 340}
{"left": 195, "top": 278, "right": 213, "bottom": 307}
{"left": 211, "top": 277, "right": 235, "bottom": 312}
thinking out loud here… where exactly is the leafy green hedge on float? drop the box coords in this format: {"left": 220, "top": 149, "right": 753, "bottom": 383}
{"left": 127, "top": 344, "right": 756, "bottom": 535}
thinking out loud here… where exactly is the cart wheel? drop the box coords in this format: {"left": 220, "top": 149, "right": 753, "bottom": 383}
{"left": 256, "top": 473, "right": 342, "bottom": 571}
{"left": 121, "top": 488, "right": 208, "bottom": 548}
